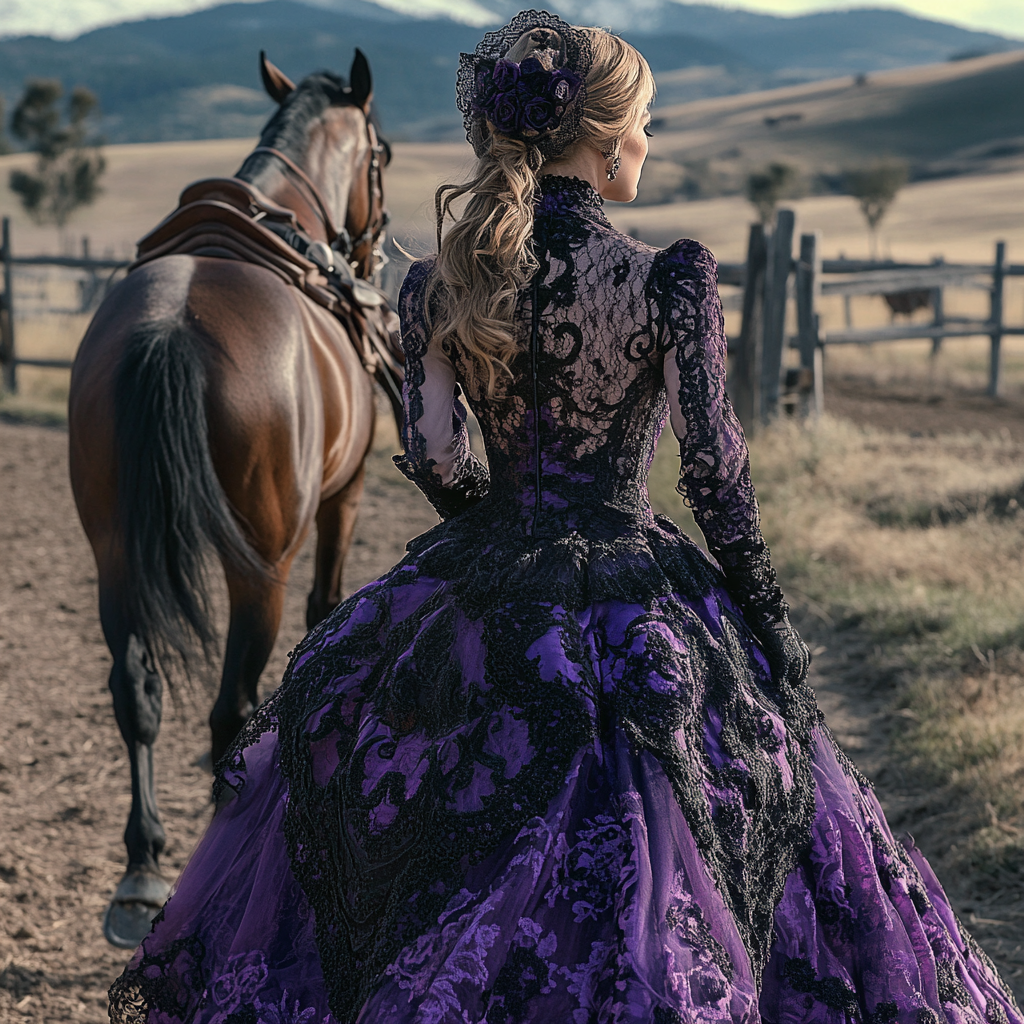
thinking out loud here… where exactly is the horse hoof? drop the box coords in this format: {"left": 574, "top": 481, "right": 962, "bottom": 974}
{"left": 102, "top": 869, "right": 171, "bottom": 949}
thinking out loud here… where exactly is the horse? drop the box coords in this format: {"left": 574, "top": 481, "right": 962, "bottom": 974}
{"left": 68, "top": 50, "right": 393, "bottom": 949}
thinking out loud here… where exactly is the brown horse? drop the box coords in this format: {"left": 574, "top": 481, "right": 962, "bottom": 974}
{"left": 68, "top": 51, "right": 392, "bottom": 948}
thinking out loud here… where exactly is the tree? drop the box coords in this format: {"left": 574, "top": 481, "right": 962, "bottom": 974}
{"left": 844, "top": 161, "right": 908, "bottom": 258}
{"left": 745, "top": 162, "right": 798, "bottom": 225}
{"left": 8, "top": 79, "right": 106, "bottom": 231}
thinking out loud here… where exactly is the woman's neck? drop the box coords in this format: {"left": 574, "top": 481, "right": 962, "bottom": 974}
{"left": 539, "top": 146, "right": 607, "bottom": 197}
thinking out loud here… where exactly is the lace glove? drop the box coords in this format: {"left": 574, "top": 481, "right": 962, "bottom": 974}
{"left": 749, "top": 613, "right": 811, "bottom": 688}
{"left": 712, "top": 536, "right": 810, "bottom": 687}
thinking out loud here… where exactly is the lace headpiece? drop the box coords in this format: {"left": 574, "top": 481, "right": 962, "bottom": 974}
{"left": 457, "top": 10, "right": 594, "bottom": 159}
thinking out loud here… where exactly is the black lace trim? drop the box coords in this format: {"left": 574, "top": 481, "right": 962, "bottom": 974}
{"left": 108, "top": 933, "right": 206, "bottom": 1023}
{"left": 392, "top": 452, "right": 490, "bottom": 520}
{"left": 647, "top": 241, "right": 788, "bottom": 627}
{"left": 536, "top": 174, "right": 606, "bottom": 219}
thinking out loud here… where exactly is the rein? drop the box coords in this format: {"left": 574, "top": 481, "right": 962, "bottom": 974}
{"left": 248, "top": 108, "right": 389, "bottom": 270}
{"left": 250, "top": 145, "right": 341, "bottom": 241}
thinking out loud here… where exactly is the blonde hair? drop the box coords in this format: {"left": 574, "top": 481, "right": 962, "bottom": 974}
{"left": 426, "top": 28, "right": 655, "bottom": 396}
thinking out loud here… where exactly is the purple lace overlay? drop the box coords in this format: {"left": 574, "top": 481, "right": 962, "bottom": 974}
{"left": 110, "top": 176, "right": 1021, "bottom": 1024}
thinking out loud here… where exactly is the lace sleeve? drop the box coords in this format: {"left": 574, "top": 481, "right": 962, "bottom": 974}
{"left": 651, "top": 240, "right": 787, "bottom": 626}
{"left": 392, "top": 260, "right": 490, "bottom": 520}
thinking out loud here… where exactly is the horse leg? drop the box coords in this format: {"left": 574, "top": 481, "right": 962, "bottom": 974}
{"left": 306, "top": 464, "right": 366, "bottom": 630}
{"left": 209, "top": 562, "right": 294, "bottom": 765}
{"left": 99, "top": 588, "right": 173, "bottom": 948}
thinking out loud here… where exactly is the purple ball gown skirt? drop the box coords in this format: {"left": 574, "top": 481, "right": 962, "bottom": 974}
{"left": 109, "top": 513, "right": 1021, "bottom": 1024}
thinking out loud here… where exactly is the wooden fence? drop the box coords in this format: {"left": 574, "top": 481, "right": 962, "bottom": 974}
{"left": 728, "top": 209, "right": 1024, "bottom": 433}
{"left": 0, "top": 216, "right": 130, "bottom": 393}
{"left": 3, "top": 210, "right": 1023, "bottom": 422}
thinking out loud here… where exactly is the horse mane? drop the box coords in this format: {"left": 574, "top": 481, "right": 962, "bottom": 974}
{"left": 238, "top": 70, "right": 351, "bottom": 182}
{"left": 264, "top": 71, "right": 349, "bottom": 151}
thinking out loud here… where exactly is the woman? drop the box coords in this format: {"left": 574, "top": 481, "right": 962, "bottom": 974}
{"left": 110, "top": 12, "right": 1021, "bottom": 1024}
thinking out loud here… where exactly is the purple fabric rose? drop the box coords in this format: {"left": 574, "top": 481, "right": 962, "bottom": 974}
{"left": 522, "top": 96, "right": 557, "bottom": 132}
{"left": 472, "top": 56, "right": 582, "bottom": 138}
{"left": 492, "top": 59, "right": 520, "bottom": 92}
{"left": 518, "top": 59, "right": 553, "bottom": 105}
{"left": 490, "top": 92, "right": 520, "bottom": 134}
{"left": 548, "top": 68, "right": 582, "bottom": 105}
{"left": 473, "top": 61, "right": 498, "bottom": 110}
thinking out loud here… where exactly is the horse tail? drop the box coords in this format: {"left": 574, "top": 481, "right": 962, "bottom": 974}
{"left": 113, "top": 319, "right": 269, "bottom": 671}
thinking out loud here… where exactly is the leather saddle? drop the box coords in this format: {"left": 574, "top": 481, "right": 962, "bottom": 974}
{"left": 132, "top": 177, "right": 404, "bottom": 400}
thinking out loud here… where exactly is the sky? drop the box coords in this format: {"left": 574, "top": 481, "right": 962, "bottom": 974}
{"left": 0, "top": 0, "right": 1022, "bottom": 41}
{"left": 704, "top": 0, "right": 1024, "bottom": 38}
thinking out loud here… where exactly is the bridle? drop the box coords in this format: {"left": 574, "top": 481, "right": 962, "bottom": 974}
{"left": 250, "top": 104, "right": 389, "bottom": 275}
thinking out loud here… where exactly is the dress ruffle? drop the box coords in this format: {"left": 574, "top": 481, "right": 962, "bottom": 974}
{"left": 401, "top": 500, "right": 722, "bottom": 614}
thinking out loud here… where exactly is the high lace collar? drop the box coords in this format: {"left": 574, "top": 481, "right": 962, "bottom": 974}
{"left": 535, "top": 174, "right": 606, "bottom": 220}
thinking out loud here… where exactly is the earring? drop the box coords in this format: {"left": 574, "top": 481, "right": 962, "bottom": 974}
{"left": 606, "top": 154, "right": 621, "bottom": 181}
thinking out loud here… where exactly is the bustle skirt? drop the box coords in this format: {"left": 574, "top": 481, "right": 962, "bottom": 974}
{"left": 109, "top": 513, "right": 1021, "bottom": 1024}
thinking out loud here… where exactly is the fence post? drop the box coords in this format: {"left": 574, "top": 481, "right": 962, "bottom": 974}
{"left": 0, "top": 217, "right": 15, "bottom": 394}
{"left": 796, "top": 231, "right": 822, "bottom": 418}
{"left": 733, "top": 222, "right": 767, "bottom": 435}
{"left": 929, "top": 256, "right": 944, "bottom": 360}
{"left": 987, "top": 240, "right": 1005, "bottom": 397}
{"left": 761, "top": 208, "right": 795, "bottom": 424}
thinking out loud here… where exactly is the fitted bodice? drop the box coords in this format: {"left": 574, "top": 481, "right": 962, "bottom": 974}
{"left": 457, "top": 179, "right": 673, "bottom": 530}
{"left": 395, "top": 175, "right": 785, "bottom": 623}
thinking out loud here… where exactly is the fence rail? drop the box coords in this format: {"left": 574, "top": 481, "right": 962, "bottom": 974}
{"left": 0, "top": 215, "right": 131, "bottom": 392}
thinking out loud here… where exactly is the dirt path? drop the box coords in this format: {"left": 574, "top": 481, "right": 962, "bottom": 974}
{"left": 825, "top": 374, "right": 1024, "bottom": 442}
{"left": 2, "top": 405, "right": 1023, "bottom": 1022}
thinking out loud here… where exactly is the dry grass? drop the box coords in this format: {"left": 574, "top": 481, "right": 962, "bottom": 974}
{"left": 610, "top": 167, "right": 1024, "bottom": 263}
{"left": 641, "top": 51, "right": 1024, "bottom": 206}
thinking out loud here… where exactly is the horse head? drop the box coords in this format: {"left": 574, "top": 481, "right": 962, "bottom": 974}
{"left": 240, "top": 50, "right": 392, "bottom": 279}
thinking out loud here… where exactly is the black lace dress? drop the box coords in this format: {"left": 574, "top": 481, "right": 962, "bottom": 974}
{"left": 109, "top": 176, "right": 1020, "bottom": 1024}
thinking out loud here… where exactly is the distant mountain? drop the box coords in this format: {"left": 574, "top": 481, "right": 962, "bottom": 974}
{"left": 0, "top": 0, "right": 490, "bottom": 39}
{"left": 0, "top": 1, "right": 765, "bottom": 142}
{"left": 0, "top": 3, "right": 481, "bottom": 142}
{"left": 0, "top": 0, "right": 1019, "bottom": 144}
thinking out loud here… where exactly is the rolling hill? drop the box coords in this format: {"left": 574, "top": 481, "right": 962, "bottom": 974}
{"left": 637, "top": 50, "right": 1024, "bottom": 204}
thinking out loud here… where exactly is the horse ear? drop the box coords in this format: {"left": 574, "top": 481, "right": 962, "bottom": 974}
{"left": 349, "top": 48, "right": 373, "bottom": 111}
{"left": 260, "top": 51, "right": 296, "bottom": 104}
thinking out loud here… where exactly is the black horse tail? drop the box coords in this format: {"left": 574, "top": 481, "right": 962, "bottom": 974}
{"left": 113, "top": 319, "right": 269, "bottom": 671}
